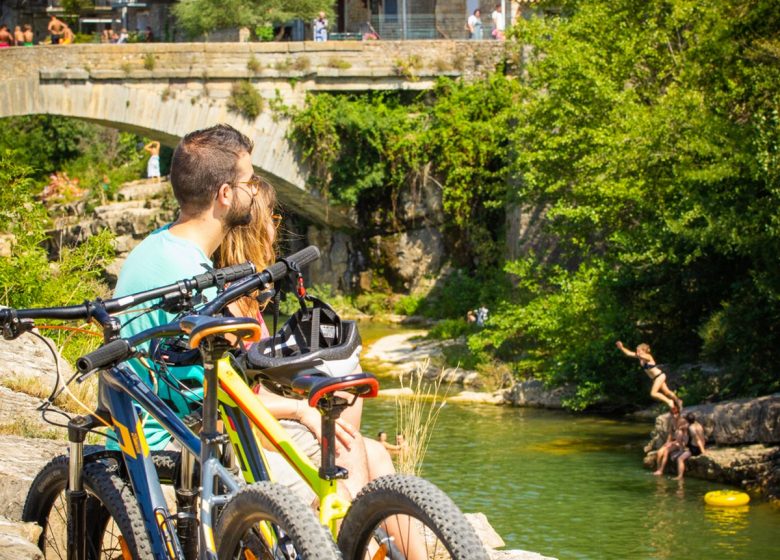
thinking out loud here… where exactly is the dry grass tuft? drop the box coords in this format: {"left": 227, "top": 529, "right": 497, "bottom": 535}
{"left": 393, "top": 359, "right": 450, "bottom": 475}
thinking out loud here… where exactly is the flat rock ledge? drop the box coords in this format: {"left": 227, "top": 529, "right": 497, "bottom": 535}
{"left": 366, "top": 332, "right": 572, "bottom": 408}
{"left": 643, "top": 394, "right": 780, "bottom": 500}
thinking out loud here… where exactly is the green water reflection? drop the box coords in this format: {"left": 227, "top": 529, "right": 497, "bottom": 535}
{"left": 355, "top": 324, "right": 780, "bottom": 559}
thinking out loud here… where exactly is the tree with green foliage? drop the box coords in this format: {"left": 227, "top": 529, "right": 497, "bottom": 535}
{"left": 173, "top": 0, "right": 333, "bottom": 38}
{"left": 289, "top": 0, "right": 780, "bottom": 410}
{"left": 0, "top": 150, "right": 115, "bottom": 310}
{"left": 473, "top": 0, "right": 780, "bottom": 408}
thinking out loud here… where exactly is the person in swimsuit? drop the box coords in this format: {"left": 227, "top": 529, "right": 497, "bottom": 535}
{"left": 652, "top": 407, "right": 687, "bottom": 475}
{"left": 144, "top": 141, "right": 161, "bottom": 182}
{"left": 673, "top": 412, "right": 707, "bottom": 479}
{"left": 0, "top": 25, "right": 13, "bottom": 48}
{"left": 61, "top": 24, "right": 74, "bottom": 45}
{"left": 13, "top": 26, "right": 24, "bottom": 46}
{"left": 616, "top": 341, "right": 683, "bottom": 411}
{"left": 22, "top": 24, "right": 34, "bottom": 46}
{"left": 48, "top": 16, "right": 65, "bottom": 45}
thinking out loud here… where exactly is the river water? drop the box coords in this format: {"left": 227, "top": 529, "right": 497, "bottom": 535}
{"left": 357, "top": 325, "right": 780, "bottom": 559}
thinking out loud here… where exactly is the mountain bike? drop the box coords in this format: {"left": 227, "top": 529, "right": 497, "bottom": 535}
{"left": 6, "top": 247, "right": 339, "bottom": 560}
{"left": 124, "top": 250, "right": 490, "bottom": 560}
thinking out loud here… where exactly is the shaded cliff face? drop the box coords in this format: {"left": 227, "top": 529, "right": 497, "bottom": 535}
{"left": 643, "top": 394, "right": 780, "bottom": 500}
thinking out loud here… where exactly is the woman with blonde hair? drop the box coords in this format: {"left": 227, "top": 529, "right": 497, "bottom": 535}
{"left": 616, "top": 340, "right": 683, "bottom": 411}
{"left": 213, "top": 173, "right": 278, "bottom": 333}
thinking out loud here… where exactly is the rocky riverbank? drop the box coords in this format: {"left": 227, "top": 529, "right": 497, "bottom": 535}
{"left": 364, "top": 331, "right": 575, "bottom": 408}
{"left": 367, "top": 331, "right": 780, "bottom": 502}
{"left": 643, "top": 395, "right": 780, "bottom": 501}
{"left": 0, "top": 333, "right": 555, "bottom": 560}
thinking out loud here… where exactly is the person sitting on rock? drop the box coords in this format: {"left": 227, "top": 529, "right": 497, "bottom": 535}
{"left": 652, "top": 406, "right": 688, "bottom": 476}
{"left": 674, "top": 412, "right": 707, "bottom": 480}
{"left": 616, "top": 341, "right": 682, "bottom": 411}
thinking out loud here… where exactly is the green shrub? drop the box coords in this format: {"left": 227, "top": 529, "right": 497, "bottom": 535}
{"left": 426, "top": 318, "right": 474, "bottom": 340}
{"left": 293, "top": 57, "right": 311, "bottom": 72}
{"left": 393, "top": 55, "right": 423, "bottom": 81}
{"left": 394, "top": 294, "right": 422, "bottom": 315}
{"left": 227, "top": 81, "right": 264, "bottom": 120}
{"left": 143, "top": 53, "right": 156, "bottom": 71}
{"left": 255, "top": 24, "right": 274, "bottom": 42}
{"left": 247, "top": 55, "right": 262, "bottom": 74}
{"left": 326, "top": 58, "right": 352, "bottom": 70}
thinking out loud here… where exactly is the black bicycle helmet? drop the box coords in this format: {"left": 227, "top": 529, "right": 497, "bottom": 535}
{"left": 243, "top": 295, "right": 362, "bottom": 398}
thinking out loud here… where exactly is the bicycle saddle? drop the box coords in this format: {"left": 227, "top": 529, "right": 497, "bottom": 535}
{"left": 180, "top": 315, "right": 262, "bottom": 349}
{"left": 291, "top": 372, "right": 379, "bottom": 407}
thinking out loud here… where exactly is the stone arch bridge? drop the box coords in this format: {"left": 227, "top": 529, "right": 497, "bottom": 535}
{"left": 0, "top": 41, "right": 505, "bottom": 227}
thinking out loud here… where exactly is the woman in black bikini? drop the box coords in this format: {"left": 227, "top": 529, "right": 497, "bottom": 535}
{"left": 616, "top": 341, "right": 682, "bottom": 410}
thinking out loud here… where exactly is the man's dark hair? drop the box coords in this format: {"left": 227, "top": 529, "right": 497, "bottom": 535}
{"left": 377, "top": 431, "right": 386, "bottom": 438}
{"left": 685, "top": 412, "right": 696, "bottom": 423}
{"left": 170, "top": 124, "right": 253, "bottom": 215}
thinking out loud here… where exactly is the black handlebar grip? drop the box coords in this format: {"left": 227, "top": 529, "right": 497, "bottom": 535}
{"left": 192, "top": 262, "right": 256, "bottom": 290}
{"left": 76, "top": 339, "right": 132, "bottom": 373}
{"left": 219, "top": 262, "right": 257, "bottom": 283}
{"left": 265, "top": 246, "right": 321, "bottom": 282}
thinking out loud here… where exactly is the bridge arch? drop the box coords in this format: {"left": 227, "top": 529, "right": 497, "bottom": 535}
{"left": 0, "top": 41, "right": 505, "bottom": 227}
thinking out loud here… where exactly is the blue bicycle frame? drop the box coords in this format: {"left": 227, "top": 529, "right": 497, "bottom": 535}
{"left": 100, "top": 352, "right": 247, "bottom": 560}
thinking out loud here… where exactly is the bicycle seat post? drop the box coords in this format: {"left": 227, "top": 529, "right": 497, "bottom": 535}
{"left": 318, "top": 397, "right": 349, "bottom": 481}
{"left": 197, "top": 337, "right": 232, "bottom": 470}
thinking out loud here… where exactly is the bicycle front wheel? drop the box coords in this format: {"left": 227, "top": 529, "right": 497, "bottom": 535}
{"left": 216, "top": 481, "right": 341, "bottom": 560}
{"left": 338, "top": 474, "right": 489, "bottom": 560}
{"left": 22, "top": 455, "right": 154, "bottom": 559}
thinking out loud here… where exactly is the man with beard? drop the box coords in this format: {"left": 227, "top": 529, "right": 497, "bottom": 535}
{"left": 113, "top": 124, "right": 261, "bottom": 450}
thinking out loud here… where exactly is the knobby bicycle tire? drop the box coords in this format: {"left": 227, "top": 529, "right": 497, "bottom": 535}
{"left": 337, "top": 474, "right": 489, "bottom": 560}
{"left": 216, "top": 481, "right": 342, "bottom": 560}
{"left": 22, "top": 454, "right": 154, "bottom": 560}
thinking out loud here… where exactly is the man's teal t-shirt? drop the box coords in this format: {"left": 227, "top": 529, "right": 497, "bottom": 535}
{"left": 111, "top": 225, "right": 215, "bottom": 450}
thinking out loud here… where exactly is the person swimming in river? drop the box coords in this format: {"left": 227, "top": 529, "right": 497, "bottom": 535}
{"left": 616, "top": 341, "right": 682, "bottom": 411}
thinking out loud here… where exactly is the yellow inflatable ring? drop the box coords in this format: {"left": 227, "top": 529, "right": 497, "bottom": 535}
{"left": 704, "top": 490, "right": 750, "bottom": 507}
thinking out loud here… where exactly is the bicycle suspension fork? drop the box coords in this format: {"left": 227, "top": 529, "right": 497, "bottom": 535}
{"left": 66, "top": 412, "right": 108, "bottom": 560}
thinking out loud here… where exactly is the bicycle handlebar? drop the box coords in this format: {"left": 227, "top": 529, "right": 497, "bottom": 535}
{"left": 199, "top": 245, "right": 320, "bottom": 316}
{"left": 75, "top": 245, "right": 321, "bottom": 372}
{"left": 0, "top": 261, "right": 257, "bottom": 328}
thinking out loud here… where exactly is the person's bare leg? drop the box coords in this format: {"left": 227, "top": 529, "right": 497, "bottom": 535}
{"left": 651, "top": 375, "right": 675, "bottom": 409}
{"left": 335, "top": 432, "right": 371, "bottom": 499}
{"left": 653, "top": 445, "right": 669, "bottom": 475}
{"left": 674, "top": 452, "right": 690, "bottom": 480}
{"left": 362, "top": 438, "right": 429, "bottom": 560}
{"left": 659, "top": 382, "right": 682, "bottom": 409}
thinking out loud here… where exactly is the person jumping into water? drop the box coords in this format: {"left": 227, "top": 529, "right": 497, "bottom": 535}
{"left": 616, "top": 341, "right": 682, "bottom": 411}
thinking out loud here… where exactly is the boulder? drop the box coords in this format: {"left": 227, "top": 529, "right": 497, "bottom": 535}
{"left": 643, "top": 394, "right": 780, "bottom": 499}
{"left": 0, "top": 335, "right": 72, "bottom": 391}
{"left": 645, "top": 393, "right": 780, "bottom": 451}
{"left": 0, "top": 435, "right": 68, "bottom": 521}
{"left": 506, "top": 379, "right": 576, "bottom": 409}
{"left": 0, "top": 515, "right": 43, "bottom": 560}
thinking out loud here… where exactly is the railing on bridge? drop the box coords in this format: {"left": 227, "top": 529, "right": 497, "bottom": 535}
{"left": 48, "top": 0, "right": 113, "bottom": 8}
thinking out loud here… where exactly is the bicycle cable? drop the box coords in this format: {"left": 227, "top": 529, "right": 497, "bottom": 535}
{"left": 29, "top": 329, "right": 115, "bottom": 438}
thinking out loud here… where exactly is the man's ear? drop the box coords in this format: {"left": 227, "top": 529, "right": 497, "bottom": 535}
{"left": 215, "top": 182, "right": 232, "bottom": 209}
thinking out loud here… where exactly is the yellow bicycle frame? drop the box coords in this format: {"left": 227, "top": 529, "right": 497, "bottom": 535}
{"left": 215, "top": 357, "right": 351, "bottom": 535}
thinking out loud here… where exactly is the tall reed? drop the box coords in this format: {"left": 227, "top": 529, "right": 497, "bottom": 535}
{"left": 393, "top": 360, "right": 450, "bottom": 476}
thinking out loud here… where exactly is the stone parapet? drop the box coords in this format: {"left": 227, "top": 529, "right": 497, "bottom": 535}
{"left": 2, "top": 41, "right": 507, "bottom": 84}
{"left": 0, "top": 41, "right": 508, "bottom": 229}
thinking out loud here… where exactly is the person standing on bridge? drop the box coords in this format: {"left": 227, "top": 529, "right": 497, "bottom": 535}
{"left": 144, "top": 141, "right": 162, "bottom": 183}
{"left": 491, "top": 4, "right": 505, "bottom": 41}
{"left": 467, "top": 9, "right": 483, "bottom": 40}
{"left": 313, "top": 11, "right": 328, "bottom": 42}
{"left": 0, "top": 25, "right": 13, "bottom": 48}
{"left": 22, "top": 24, "right": 34, "bottom": 46}
{"left": 48, "top": 15, "right": 66, "bottom": 45}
